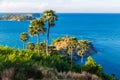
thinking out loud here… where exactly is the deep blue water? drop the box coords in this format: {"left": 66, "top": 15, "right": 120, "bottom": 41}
{"left": 0, "top": 13, "right": 120, "bottom": 77}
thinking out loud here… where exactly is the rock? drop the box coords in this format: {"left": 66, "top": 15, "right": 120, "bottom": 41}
{"left": 52, "top": 36, "right": 97, "bottom": 60}
{"left": 1, "top": 67, "right": 15, "bottom": 80}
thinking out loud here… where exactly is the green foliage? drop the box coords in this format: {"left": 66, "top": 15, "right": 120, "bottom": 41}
{"left": 28, "top": 18, "right": 46, "bottom": 54}
{"left": 48, "top": 45, "right": 56, "bottom": 54}
{"left": 0, "top": 46, "right": 117, "bottom": 80}
{"left": 43, "top": 9, "right": 58, "bottom": 24}
{"left": 0, "top": 46, "right": 73, "bottom": 72}
{"left": 43, "top": 9, "right": 58, "bottom": 55}
{"left": 26, "top": 42, "right": 35, "bottom": 51}
{"left": 20, "top": 32, "right": 29, "bottom": 42}
{"left": 84, "top": 56, "right": 117, "bottom": 80}
{"left": 34, "top": 42, "right": 46, "bottom": 53}
{"left": 29, "top": 19, "right": 46, "bottom": 36}
{"left": 84, "top": 56, "right": 103, "bottom": 74}
{"left": 85, "top": 56, "right": 96, "bottom": 68}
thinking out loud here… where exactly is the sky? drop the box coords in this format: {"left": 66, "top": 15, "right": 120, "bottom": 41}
{"left": 0, "top": 0, "right": 120, "bottom": 13}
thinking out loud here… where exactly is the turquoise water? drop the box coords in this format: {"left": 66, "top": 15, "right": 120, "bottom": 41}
{"left": 0, "top": 13, "right": 120, "bottom": 77}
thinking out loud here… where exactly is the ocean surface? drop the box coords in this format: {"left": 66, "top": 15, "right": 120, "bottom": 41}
{"left": 0, "top": 13, "right": 120, "bottom": 77}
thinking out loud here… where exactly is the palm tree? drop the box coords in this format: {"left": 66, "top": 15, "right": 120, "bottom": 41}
{"left": 43, "top": 10, "right": 58, "bottom": 55}
{"left": 77, "top": 50, "right": 85, "bottom": 72}
{"left": 67, "top": 38, "right": 78, "bottom": 70}
{"left": 77, "top": 40, "right": 89, "bottom": 72}
{"left": 35, "top": 42, "right": 46, "bottom": 53}
{"left": 26, "top": 42, "right": 35, "bottom": 51}
{"left": 20, "top": 32, "right": 29, "bottom": 49}
{"left": 67, "top": 41, "right": 74, "bottom": 70}
{"left": 48, "top": 45, "right": 56, "bottom": 55}
{"left": 28, "top": 19, "right": 46, "bottom": 54}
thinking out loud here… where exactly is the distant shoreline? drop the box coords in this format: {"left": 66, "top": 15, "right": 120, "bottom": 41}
{"left": 0, "top": 14, "right": 36, "bottom": 21}
{"left": 0, "top": 20, "right": 31, "bottom": 22}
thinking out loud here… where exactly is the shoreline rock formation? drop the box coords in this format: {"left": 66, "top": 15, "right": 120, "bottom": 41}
{"left": 52, "top": 36, "right": 97, "bottom": 60}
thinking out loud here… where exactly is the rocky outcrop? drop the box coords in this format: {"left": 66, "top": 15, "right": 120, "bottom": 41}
{"left": 52, "top": 36, "right": 97, "bottom": 59}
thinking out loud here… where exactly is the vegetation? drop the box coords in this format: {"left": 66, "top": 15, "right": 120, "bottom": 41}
{"left": 0, "top": 46, "right": 117, "bottom": 80}
{"left": 20, "top": 32, "right": 29, "bottom": 49}
{"left": 26, "top": 42, "right": 35, "bottom": 51}
{"left": 28, "top": 19, "right": 46, "bottom": 54}
{"left": 52, "top": 36, "right": 96, "bottom": 71}
{"left": 0, "top": 14, "right": 36, "bottom": 21}
{"left": 43, "top": 10, "right": 57, "bottom": 55}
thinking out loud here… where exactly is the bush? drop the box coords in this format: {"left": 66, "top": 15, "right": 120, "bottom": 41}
{"left": 0, "top": 46, "right": 117, "bottom": 80}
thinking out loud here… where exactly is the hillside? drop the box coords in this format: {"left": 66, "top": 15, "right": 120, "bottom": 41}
{"left": 0, "top": 14, "right": 36, "bottom": 21}
{"left": 0, "top": 46, "right": 116, "bottom": 80}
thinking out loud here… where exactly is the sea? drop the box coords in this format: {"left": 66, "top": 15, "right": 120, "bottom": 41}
{"left": 0, "top": 13, "right": 120, "bottom": 77}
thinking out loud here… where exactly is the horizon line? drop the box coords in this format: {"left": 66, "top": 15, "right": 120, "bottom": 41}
{"left": 1, "top": 12, "right": 120, "bottom": 14}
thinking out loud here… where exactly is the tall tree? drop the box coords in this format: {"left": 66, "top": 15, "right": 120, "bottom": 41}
{"left": 20, "top": 32, "right": 29, "bottom": 49}
{"left": 67, "top": 38, "right": 78, "bottom": 70}
{"left": 77, "top": 50, "right": 85, "bottom": 72}
{"left": 43, "top": 10, "right": 57, "bottom": 55}
{"left": 77, "top": 40, "right": 89, "bottom": 72}
{"left": 28, "top": 19, "right": 46, "bottom": 54}
{"left": 67, "top": 42, "right": 73, "bottom": 70}
{"left": 26, "top": 42, "right": 35, "bottom": 51}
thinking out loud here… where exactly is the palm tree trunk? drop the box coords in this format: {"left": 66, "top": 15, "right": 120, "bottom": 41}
{"left": 81, "top": 56, "right": 84, "bottom": 72}
{"left": 71, "top": 53, "right": 73, "bottom": 70}
{"left": 37, "top": 34, "right": 40, "bottom": 54}
{"left": 46, "top": 23, "right": 50, "bottom": 55}
{"left": 23, "top": 42, "right": 25, "bottom": 49}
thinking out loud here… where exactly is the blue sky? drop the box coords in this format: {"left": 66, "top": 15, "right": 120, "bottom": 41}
{"left": 0, "top": 0, "right": 120, "bottom": 13}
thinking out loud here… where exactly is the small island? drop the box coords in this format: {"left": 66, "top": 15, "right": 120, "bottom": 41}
{"left": 0, "top": 14, "right": 36, "bottom": 21}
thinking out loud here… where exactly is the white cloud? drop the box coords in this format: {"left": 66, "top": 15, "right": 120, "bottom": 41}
{"left": 0, "top": 0, "right": 120, "bottom": 13}
{"left": 0, "top": 0, "right": 48, "bottom": 13}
